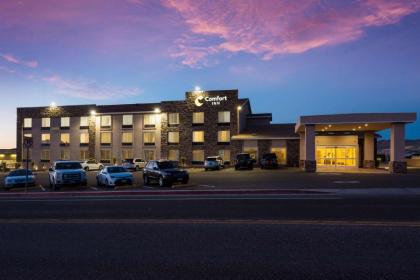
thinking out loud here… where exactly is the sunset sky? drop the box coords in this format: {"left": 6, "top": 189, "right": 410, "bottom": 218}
{"left": 1, "top": 0, "right": 420, "bottom": 148}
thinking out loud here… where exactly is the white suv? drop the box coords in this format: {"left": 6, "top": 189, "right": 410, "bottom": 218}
{"left": 133, "top": 158, "right": 146, "bottom": 170}
{"left": 81, "top": 160, "right": 104, "bottom": 171}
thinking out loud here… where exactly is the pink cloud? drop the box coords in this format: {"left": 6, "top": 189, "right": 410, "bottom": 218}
{"left": 1, "top": 53, "right": 38, "bottom": 68}
{"left": 43, "top": 75, "right": 141, "bottom": 100}
{"left": 164, "top": 0, "right": 420, "bottom": 67}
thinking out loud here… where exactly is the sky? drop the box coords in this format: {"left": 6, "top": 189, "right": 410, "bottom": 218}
{"left": 0, "top": 0, "right": 420, "bottom": 148}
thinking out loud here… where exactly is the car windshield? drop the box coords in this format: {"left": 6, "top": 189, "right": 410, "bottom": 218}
{"left": 157, "top": 161, "right": 177, "bottom": 169}
{"left": 206, "top": 157, "right": 217, "bottom": 161}
{"left": 263, "top": 154, "right": 277, "bottom": 159}
{"left": 55, "top": 162, "right": 82, "bottom": 170}
{"left": 237, "top": 154, "right": 250, "bottom": 160}
{"left": 107, "top": 167, "right": 127, "bottom": 173}
{"left": 9, "top": 169, "right": 32, "bottom": 176}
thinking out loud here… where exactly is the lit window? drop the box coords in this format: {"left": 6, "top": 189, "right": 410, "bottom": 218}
{"left": 61, "top": 117, "right": 70, "bottom": 127}
{"left": 100, "top": 149, "right": 112, "bottom": 162}
{"left": 101, "top": 115, "right": 112, "bottom": 127}
{"left": 41, "top": 150, "right": 50, "bottom": 161}
{"left": 42, "top": 118, "right": 51, "bottom": 128}
{"left": 192, "top": 150, "right": 204, "bottom": 163}
{"left": 60, "top": 133, "right": 70, "bottom": 145}
{"left": 144, "top": 132, "right": 155, "bottom": 145}
{"left": 80, "top": 150, "right": 89, "bottom": 160}
{"left": 168, "top": 150, "right": 179, "bottom": 161}
{"left": 272, "top": 147, "right": 287, "bottom": 165}
{"left": 23, "top": 118, "right": 32, "bottom": 128}
{"left": 144, "top": 150, "right": 155, "bottom": 161}
{"left": 122, "top": 132, "right": 133, "bottom": 144}
{"left": 80, "top": 116, "right": 89, "bottom": 127}
{"left": 41, "top": 133, "right": 50, "bottom": 144}
{"left": 219, "top": 150, "right": 231, "bottom": 162}
{"left": 218, "top": 111, "right": 230, "bottom": 123}
{"left": 80, "top": 132, "right": 89, "bottom": 144}
{"left": 168, "top": 113, "right": 179, "bottom": 125}
{"left": 60, "top": 150, "right": 70, "bottom": 160}
{"left": 218, "top": 130, "right": 230, "bottom": 143}
{"left": 24, "top": 133, "right": 32, "bottom": 138}
{"left": 192, "top": 131, "right": 204, "bottom": 143}
{"left": 122, "top": 149, "right": 133, "bottom": 160}
{"left": 168, "top": 131, "right": 179, "bottom": 144}
{"left": 144, "top": 114, "right": 156, "bottom": 126}
{"left": 123, "top": 115, "right": 133, "bottom": 126}
{"left": 193, "top": 112, "right": 204, "bottom": 124}
{"left": 100, "top": 132, "right": 112, "bottom": 145}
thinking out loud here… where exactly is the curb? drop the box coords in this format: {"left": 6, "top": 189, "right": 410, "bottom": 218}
{"left": 0, "top": 188, "right": 331, "bottom": 198}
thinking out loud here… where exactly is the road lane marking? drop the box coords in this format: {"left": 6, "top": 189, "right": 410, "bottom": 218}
{"left": 0, "top": 218, "right": 419, "bottom": 227}
{"left": 89, "top": 186, "right": 99, "bottom": 191}
{"left": 39, "top": 185, "right": 46, "bottom": 192}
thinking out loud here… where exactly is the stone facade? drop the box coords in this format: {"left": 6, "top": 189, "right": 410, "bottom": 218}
{"left": 286, "top": 139, "right": 300, "bottom": 167}
{"left": 389, "top": 161, "right": 407, "bottom": 174}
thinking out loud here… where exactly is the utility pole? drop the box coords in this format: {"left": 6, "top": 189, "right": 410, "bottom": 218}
{"left": 23, "top": 136, "right": 33, "bottom": 192}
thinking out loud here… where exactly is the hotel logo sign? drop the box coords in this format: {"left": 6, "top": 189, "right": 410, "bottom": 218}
{"left": 194, "top": 94, "right": 228, "bottom": 107}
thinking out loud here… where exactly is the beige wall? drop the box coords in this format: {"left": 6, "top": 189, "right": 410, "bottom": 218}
{"left": 315, "top": 135, "right": 358, "bottom": 146}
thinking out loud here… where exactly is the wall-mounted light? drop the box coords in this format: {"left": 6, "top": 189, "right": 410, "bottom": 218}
{"left": 237, "top": 106, "right": 242, "bottom": 111}
{"left": 154, "top": 108, "right": 161, "bottom": 113}
{"left": 90, "top": 110, "right": 96, "bottom": 116}
{"left": 364, "top": 123, "right": 369, "bottom": 127}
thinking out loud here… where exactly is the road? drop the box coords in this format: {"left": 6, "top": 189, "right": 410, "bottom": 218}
{"left": 1, "top": 194, "right": 420, "bottom": 279}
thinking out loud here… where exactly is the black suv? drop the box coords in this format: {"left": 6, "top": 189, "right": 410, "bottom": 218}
{"left": 234, "top": 153, "right": 254, "bottom": 170}
{"left": 260, "top": 153, "right": 279, "bottom": 169}
{"left": 143, "top": 160, "right": 189, "bottom": 187}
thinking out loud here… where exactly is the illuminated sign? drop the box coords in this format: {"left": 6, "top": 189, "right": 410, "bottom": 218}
{"left": 194, "top": 94, "right": 228, "bottom": 106}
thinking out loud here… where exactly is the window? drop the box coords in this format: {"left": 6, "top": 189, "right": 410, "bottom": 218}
{"left": 271, "top": 147, "right": 287, "bottom": 165}
{"left": 80, "top": 116, "right": 89, "bottom": 127}
{"left": 61, "top": 117, "right": 70, "bottom": 128}
{"left": 122, "top": 132, "right": 133, "bottom": 144}
{"left": 24, "top": 133, "right": 32, "bottom": 138}
{"left": 218, "top": 130, "right": 230, "bottom": 143}
{"left": 218, "top": 111, "right": 230, "bottom": 123}
{"left": 122, "top": 149, "right": 133, "bottom": 160}
{"left": 168, "top": 131, "right": 179, "bottom": 144}
{"left": 100, "top": 132, "right": 112, "bottom": 145}
{"left": 41, "top": 150, "right": 50, "bottom": 161}
{"left": 23, "top": 118, "right": 32, "bottom": 128}
{"left": 123, "top": 115, "right": 133, "bottom": 126}
{"left": 101, "top": 115, "right": 112, "bottom": 127}
{"left": 100, "top": 149, "right": 112, "bottom": 163}
{"left": 144, "top": 132, "right": 155, "bottom": 145}
{"left": 60, "top": 150, "right": 70, "bottom": 160}
{"left": 144, "top": 114, "right": 156, "bottom": 127}
{"left": 192, "top": 131, "right": 204, "bottom": 143}
{"left": 168, "top": 150, "right": 179, "bottom": 161}
{"left": 168, "top": 113, "right": 179, "bottom": 125}
{"left": 144, "top": 150, "right": 155, "bottom": 161}
{"left": 80, "top": 150, "right": 89, "bottom": 160}
{"left": 42, "top": 117, "right": 51, "bottom": 128}
{"left": 41, "top": 133, "right": 50, "bottom": 144}
{"left": 192, "top": 150, "right": 204, "bottom": 163}
{"left": 80, "top": 132, "right": 89, "bottom": 144}
{"left": 219, "top": 150, "right": 231, "bottom": 162}
{"left": 22, "top": 149, "right": 32, "bottom": 161}
{"left": 60, "top": 133, "right": 70, "bottom": 145}
{"left": 193, "top": 112, "right": 204, "bottom": 124}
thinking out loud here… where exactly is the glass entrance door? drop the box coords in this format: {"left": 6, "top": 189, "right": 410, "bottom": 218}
{"left": 316, "top": 146, "right": 357, "bottom": 167}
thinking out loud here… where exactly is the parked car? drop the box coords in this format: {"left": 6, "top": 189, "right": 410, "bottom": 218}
{"left": 204, "top": 156, "right": 224, "bottom": 171}
{"left": 49, "top": 161, "right": 87, "bottom": 190}
{"left": 96, "top": 166, "right": 133, "bottom": 187}
{"left": 122, "top": 159, "right": 136, "bottom": 171}
{"left": 4, "top": 169, "right": 36, "bottom": 190}
{"left": 133, "top": 158, "right": 147, "bottom": 170}
{"left": 260, "top": 153, "right": 279, "bottom": 169}
{"left": 235, "top": 153, "right": 254, "bottom": 170}
{"left": 81, "top": 160, "right": 104, "bottom": 171}
{"left": 143, "top": 160, "right": 189, "bottom": 187}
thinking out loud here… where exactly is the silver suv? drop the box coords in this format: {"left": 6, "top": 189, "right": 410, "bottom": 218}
{"left": 49, "top": 161, "right": 87, "bottom": 190}
{"left": 204, "top": 156, "right": 224, "bottom": 171}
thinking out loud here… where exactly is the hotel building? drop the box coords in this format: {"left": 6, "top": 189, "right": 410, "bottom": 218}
{"left": 16, "top": 89, "right": 416, "bottom": 173}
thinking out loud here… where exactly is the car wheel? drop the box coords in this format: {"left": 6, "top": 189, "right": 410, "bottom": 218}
{"left": 158, "top": 176, "right": 167, "bottom": 187}
{"left": 136, "top": 166, "right": 140, "bottom": 172}
{"left": 105, "top": 179, "right": 110, "bottom": 188}
{"left": 99, "top": 165, "right": 104, "bottom": 170}
{"left": 85, "top": 166, "right": 89, "bottom": 171}
{"left": 143, "top": 175, "right": 149, "bottom": 186}
{"left": 97, "top": 177, "right": 102, "bottom": 187}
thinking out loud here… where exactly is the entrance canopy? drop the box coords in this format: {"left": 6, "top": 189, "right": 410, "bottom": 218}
{"left": 295, "top": 113, "right": 417, "bottom": 173}
{"left": 295, "top": 113, "right": 416, "bottom": 133}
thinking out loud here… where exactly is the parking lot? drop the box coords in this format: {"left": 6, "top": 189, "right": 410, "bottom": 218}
{"left": 1, "top": 167, "right": 420, "bottom": 192}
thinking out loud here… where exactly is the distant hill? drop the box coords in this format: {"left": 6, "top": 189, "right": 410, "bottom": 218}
{"left": 377, "top": 140, "right": 420, "bottom": 155}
